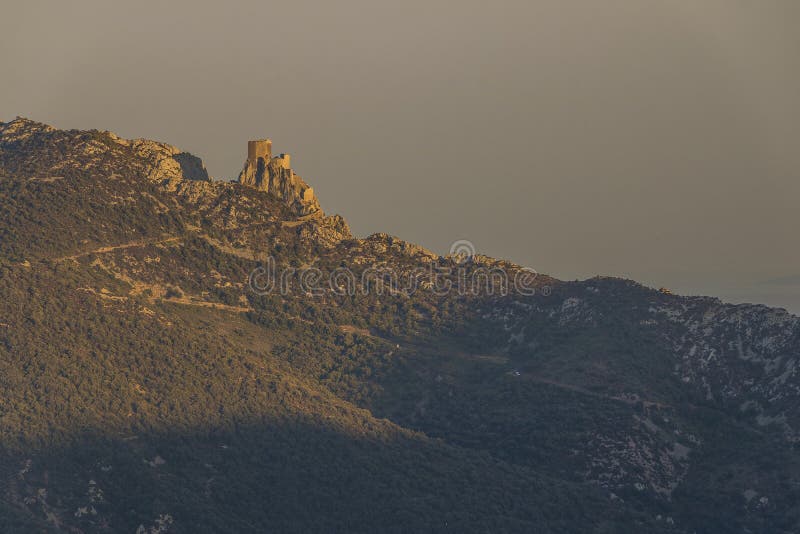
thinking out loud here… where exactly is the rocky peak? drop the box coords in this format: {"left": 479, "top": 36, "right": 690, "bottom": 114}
{"left": 0, "top": 117, "right": 211, "bottom": 185}
{"left": 237, "top": 139, "right": 321, "bottom": 216}
{"left": 0, "top": 117, "right": 56, "bottom": 143}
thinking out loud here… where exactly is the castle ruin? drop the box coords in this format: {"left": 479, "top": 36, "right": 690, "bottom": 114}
{"left": 247, "top": 139, "right": 272, "bottom": 161}
{"left": 238, "top": 139, "right": 319, "bottom": 216}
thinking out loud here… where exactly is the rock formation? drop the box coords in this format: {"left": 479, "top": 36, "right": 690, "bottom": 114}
{"left": 0, "top": 117, "right": 212, "bottom": 186}
{"left": 129, "top": 138, "right": 211, "bottom": 184}
{"left": 237, "top": 139, "right": 320, "bottom": 216}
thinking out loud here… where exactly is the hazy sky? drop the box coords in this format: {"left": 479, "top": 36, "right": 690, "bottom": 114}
{"left": 2, "top": 1, "right": 799, "bottom": 312}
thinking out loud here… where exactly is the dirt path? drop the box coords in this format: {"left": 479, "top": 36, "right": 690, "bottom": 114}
{"left": 75, "top": 284, "right": 252, "bottom": 314}
{"left": 281, "top": 211, "right": 323, "bottom": 228}
{"left": 159, "top": 297, "right": 252, "bottom": 313}
{"left": 198, "top": 234, "right": 269, "bottom": 261}
{"left": 522, "top": 374, "right": 670, "bottom": 409}
{"left": 56, "top": 236, "right": 181, "bottom": 262}
{"left": 339, "top": 325, "right": 373, "bottom": 337}
{"left": 395, "top": 337, "right": 670, "bottom": 411}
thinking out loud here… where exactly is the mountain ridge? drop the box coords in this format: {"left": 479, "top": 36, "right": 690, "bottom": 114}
{"left": 1, "top": 118, "right": 799, "bottom": 533}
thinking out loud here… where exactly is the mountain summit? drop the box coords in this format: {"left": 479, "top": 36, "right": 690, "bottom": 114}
{"left": 1, "top": 118, "right": 799, "bottom": 533}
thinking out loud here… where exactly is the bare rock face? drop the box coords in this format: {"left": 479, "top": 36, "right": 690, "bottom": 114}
{"left": 129, "top": 138, "right": 210, "bottom": 185}
{"left": 298, "top": 214, "right": 353, "bottom": 248}
{"left": 237, "top": 139, "right": 321, "bottom": 216}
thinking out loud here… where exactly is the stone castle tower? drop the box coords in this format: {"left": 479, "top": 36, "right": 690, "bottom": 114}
{"left": 247, "top": 139, "right": 272, "bottom": 162}
{"left": 238, "top": 139, "right": 319, "bottom": 216}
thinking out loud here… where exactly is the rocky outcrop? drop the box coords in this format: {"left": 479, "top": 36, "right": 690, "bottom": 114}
{"left": 360, "top": 233, "right": 438, "bottom": 260}
{"left": 298, "top": 214, "right": 353, "bottom": 248}
{"left": 0, "top": 117, "right": 211, "bottom": 186}
{"left": 0, "top": 117, "right": 56, "bottom": 143}
{"left": 126, "top": 136, "right": 211, "bottom": 185}
{"left": 237, "top": 139, "right": 320, "bottom": 216}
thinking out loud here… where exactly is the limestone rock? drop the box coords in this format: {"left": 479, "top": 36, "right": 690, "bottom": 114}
{"left": 130, "top": 139, "right": 210, "bottom": 184}
{"left": 298, "top": 214, "right": 353, "bottom": 248}
{"left": 361, "top": 233, "right": 438, "bottom": 260}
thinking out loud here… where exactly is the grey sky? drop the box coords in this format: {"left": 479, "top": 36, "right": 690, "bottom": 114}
{"left": 2, "top": 1, "right": 799, "bottom": 312}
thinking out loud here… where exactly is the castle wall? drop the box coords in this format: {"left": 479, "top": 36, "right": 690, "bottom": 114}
{"left": 247, "top": 139, "right": 272, "bottom": 161}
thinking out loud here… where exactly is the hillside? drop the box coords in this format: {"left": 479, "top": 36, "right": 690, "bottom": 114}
{"left": 1, "top": 118, "right": 798, "bottom": 533}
